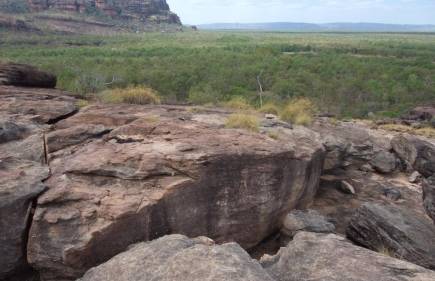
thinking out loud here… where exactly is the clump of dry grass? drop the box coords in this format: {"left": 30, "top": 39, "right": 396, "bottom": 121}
{"left": 279, "top": 98, "right": 316, "bottom": 126}
{"left": 187, "top": 106, "right": 205, "bottom": 114}
{"left": 225, "top": 97, "right": 252, "bottom": 110}
{"left": 415, "top": 127, "right": 435, "bottom": 139}
{"left": 76, "top": 99, "right": 89, "bottom": 108}
{"left": 101, "top": 85, "right": 160, "bottom": 105}
{"left": 329, "top": 117, "right": 339, "bottom": 126}
{"left": 259, "top": 102, "right": 280, "bottom": 115}
{"left": 377, "top": 245, "right": 399, "bottom": 259}
{"left": 378, "top": 124, "right": 413, "bottom": 133}
{"left": 225, "top": 114, "right": 259, "bottom": 133}
{"left": 267, "top": 131, "right": 281, "bottom": 140}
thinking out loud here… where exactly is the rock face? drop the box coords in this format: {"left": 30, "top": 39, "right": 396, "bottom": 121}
{"left": 280, "top": 210, "right": 335, "bottom": 246}
{"left": 0, "top": 154, "right": 49, "bottom": 279}
{"left": 346, "top": 203, "right": 435, "bottom": 269}
{"left": 78, "top": 234, "right": 273, "bottom": 281}
{"left": 391, "top": 133, "right": 435, "bottom": 177}
{"left": 370, "top": 150, "right": 396, "bottom": 173}
{"left": 423, "top": 176, "right": 435, "bottom": 223}
{"left": 412, "top": 105, "right": 435, "bottom": 120}
{"left": 22, "top": 0, "right": 181, "bottom": 23}
{"left": 261, "top": 232, "right": 435, "bottom": 281}
{"left": 26, "top": 104, "right": 325, "bottom": 280}
{"left": 0, "top": 61, "right": 56, "bottom": 88}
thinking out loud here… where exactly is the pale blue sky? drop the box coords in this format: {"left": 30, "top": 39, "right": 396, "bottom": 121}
{"left": 169, "top": 0, "right": 435, "bottom": 25}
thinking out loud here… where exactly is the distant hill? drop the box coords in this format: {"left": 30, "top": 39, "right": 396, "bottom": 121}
{"left": 197, "top": 22, "right": 435, "bottom": 32}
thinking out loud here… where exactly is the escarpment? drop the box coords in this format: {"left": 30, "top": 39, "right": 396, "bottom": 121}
{"left": 0, "top": 0, "right": 180, "bottom": 24}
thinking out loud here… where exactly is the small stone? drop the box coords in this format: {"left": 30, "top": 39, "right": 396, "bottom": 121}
{"left": 382, "top": 186, "right": 401, "bottom": 201}
{"left": 409, "top": 171, "right": 421, "bottom": 183}
{"left": 358, "top": 164, "right": 373, "bottom": 173}
{"left": 338, "top": 180, "right": 355, "bottom": 194}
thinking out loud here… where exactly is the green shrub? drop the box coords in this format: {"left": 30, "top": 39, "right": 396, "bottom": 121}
{"left": 225, "top": 114, "right": 259, "bottom": 133}
{"left": 280, "top": 98, "right": 316, "bottom": 126}
{"left": 100, "top": 85, "right": 160, "bottom": 105}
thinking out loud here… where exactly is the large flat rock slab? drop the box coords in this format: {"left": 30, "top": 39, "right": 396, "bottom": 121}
{"left": 0, "top": 86, "right": 78, "bottom": 123}
{"left": 78, "top": 234, "right": 273, "bottom": 281}
{"left": 0, "top": 154, "right": 49, "bottom": 279}
{"left": 346, "top": 203, "right": 435, "bottom": 269}
{"left": 261, "top": 232, "right": 435, "bottom": 281}
{"left": 27, "top": 111, "right": 324, "bottom": 280}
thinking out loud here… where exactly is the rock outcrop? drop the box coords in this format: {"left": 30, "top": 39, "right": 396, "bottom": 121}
{"left": 1, "top": 0, "right": 181, "bottom": 24}
{"left": 261, "top": 232, "right": 435, "bottom": 281}
{"left": 0, "top": 154, "right": 49, "bottom": 279}
{"left": 26, "top": 104, "right": 324, "bottom": 280}
{"left": 0, "top": 61, "right": 56, "bottom": 88}
{"left": 78, "top": 234, "right": 273, "bottom": 281}
{"left": 391, "top": 133, "right": 435, "bottom": 177}
{"left": 346, "top": 203, "right": 435, "bottom": 269}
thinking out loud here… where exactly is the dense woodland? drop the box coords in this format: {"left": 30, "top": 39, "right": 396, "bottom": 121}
{"left": 1, "top": 30, "right": 435, "bottom": 118}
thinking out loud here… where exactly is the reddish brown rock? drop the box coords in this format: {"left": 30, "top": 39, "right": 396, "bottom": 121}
{"left": 26, "top": 0, "right": 181, "bottom": 23}
{"left": 0, "top": 61, "right": 56, "bottom": 88}
{"left": 261, "top": 232, "right": 435, "bottom": 281}
{"left": 27, "top": 106, "right": 324, "bottom": 280}
{"left": 0, "top": 154, "right": 49, "bottom": 279}
{"left": 0, "top": 86, "right": 78, "bottom": 123}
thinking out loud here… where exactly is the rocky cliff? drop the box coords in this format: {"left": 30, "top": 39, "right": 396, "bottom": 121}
{"left": 0, "top": 0, "right": 180, "bottom": 24}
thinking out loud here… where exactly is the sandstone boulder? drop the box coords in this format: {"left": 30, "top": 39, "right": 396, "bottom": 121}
{"left": 0, "top": 154, "right": 49, "bottom": 279}
{"left": 78, "top": 234, "right": 273, "bottom": 281}
{"left": 412, "top": 105, "right": 435, "bottom": 120}
{"left": 0, "top": 61, "right": 56, "bottom": 88}
{"left": 280, "top": 210, "right": 335, "bottom": 246}
{"left": 423, "top": 176, "right": 435, "bottom": 224}
{"left": 27, "top": 106, "right": 325, "bottom": 280}
{"left": 391, "top": 133, "right": 435, "bottom": 177}
{"left": 261, "top": 232, "right": 435, "bottom": 281}
{"left": 370, "top": 150, "right": 396, "bottom": 173}
{"left": 346, "top": 203, "right": 435, "bottom": 269}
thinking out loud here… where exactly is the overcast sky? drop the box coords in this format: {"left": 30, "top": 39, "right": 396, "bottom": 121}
{"left": 169, "top": 0, "right": 435, "bottom": 25}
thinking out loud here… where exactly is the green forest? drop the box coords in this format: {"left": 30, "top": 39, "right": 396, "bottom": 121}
{"left": 1, "top": 30, "right": 435, "bottom": 118}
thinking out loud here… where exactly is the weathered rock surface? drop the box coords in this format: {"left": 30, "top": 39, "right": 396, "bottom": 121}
{"left": 78, "top": 234, "right": 273, "bottom": 281}
{"left": 280, "top": 210, "right": 335, "bottom": 246}
{"left": 0, "top": 154, "right": 49, "bottom": 279}
{"left": 412, "top": 105, "right": 435, "bottom": 120}
{"left": 346, "top": 203, "right": 435, "bottom": 269}
{"left": 370, "top": 150, "right": 396, "bottom": 173}
{"left": 0, "top": 86, "right": 79, "bottom": 123}
{"left": 423, "top": 176, "right": 435, "bottom": 224}
{"left": 27, "top": 104, "right": 325, "bottom": 280}
{"left": 261, "top": 232, "right": 435, "bottom": 281}
{"left": 22, "top": 0, "right": 181, "bottom": 23}
{"left": 0, "top": 61, "right": 56, "bottom": 88}
{"left": 391, "top": 133, "right": 435, "bottom": 177}
{"left": 45, "top": 124, "right": 113, "bottom": 154}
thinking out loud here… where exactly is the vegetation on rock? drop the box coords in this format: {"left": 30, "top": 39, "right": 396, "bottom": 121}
{"left": 225, "top": 114, "right": 260, "bottom": 132}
